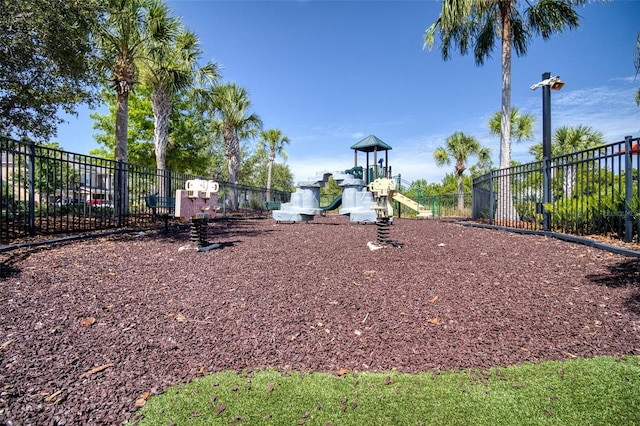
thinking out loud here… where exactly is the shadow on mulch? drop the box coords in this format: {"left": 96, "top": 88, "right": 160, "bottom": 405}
{"left": 147, "top": 217, "right": 276, "bottom": 243}
{"left": 213, "top": 217, "right": 277, "bottom": 239}
{"left": 587, "top": 258, "right": 640, "bottom": 314}
{"left": 0, "top": 252, "right": 24, "bottom": 278}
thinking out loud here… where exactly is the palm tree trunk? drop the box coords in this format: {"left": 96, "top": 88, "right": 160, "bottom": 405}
{"left": 115, "top": 91, "right": 129, "bottom": 164}
{"left": 564, "top": 166, "right": 574, "bottom": 199}
{"left": 224, "top": 129, "right": 240, "bottom": 210}
{"left": 115, "top": 90, "right": 129, "bottom": 218}
{"left": 495, "top": 3, "right": 518, "bottom": 224}
{"left": 457, "top": 171, "right": 465, "bottom": 212}
{"left": 499, "top": 4, "right": 512, "bottom": 172}
{"left": 227, "top": 155, "right": 240, "bottom": 210}
{"left": 151, "top": 88, "right": 172, "bottom": 198}
{"left": 266, "top": 152, "right": 275, "bottom": 202}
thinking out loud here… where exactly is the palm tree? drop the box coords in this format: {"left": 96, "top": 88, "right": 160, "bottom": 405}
{"left": 530, "top": 125, "right": 604, "bottom": 198}
{"left": 433, "top": 131, "right": 491, "bottom": 211}
{"left": 530, "top": 125, "right": 604, "bottom": 159}
{"left": 97, "top": 0, "right": 159, "bottom": 163}
{"left": 488, "top": 107, "right": 535, "bottom": 149}
{"left": 207, "top": 83, "right": 262, "bottom": 210}
{"left": 257, "top": 129, "right": 290, "bottom": 202}
{"left": 140, "top": 0, "right": 220, "bottom": 196}
{"left": 425, "top": 0, "right": 588, "bottom": 220}
{"left": 96, "top": 0, "right": 173, "bottom": 215}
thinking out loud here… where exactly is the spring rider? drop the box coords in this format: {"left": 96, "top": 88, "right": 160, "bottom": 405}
{"left": 175, "top": 179, "right": 220, "bottom": 251}
{"left": 367, "top": 176, "right": 395, "bottom": 246}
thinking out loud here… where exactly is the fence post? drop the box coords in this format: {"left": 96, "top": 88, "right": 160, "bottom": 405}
{"left": 28, "top": 141, "right": 36, "bottom": 235}
{"left": 489, "top": 171, "right": 494, "bottom": 225}
{"left": 542, "top": 156, "right": 552, "bottom": 232}
{"left": 624, "top": 135, "right": 633, "bottom": 243}
{"left": 221, "top": 184, "right": 227, "bottom": 216}
{"left": 115, "top": 160, "right": 123, "bottom": 227}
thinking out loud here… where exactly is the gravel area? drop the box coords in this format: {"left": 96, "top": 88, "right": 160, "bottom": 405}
{"left": 1, "top": 216, "right": 639, "bottom": 425}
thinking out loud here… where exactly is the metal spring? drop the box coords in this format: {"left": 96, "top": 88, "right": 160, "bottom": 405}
{"left": 190, "top": 218, "right": 209, "bottom": 247}
{"left": 376, "top": 218, "right": 390, "bottom": 245}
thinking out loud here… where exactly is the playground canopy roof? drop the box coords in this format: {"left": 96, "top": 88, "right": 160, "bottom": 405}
{"left": 350, "top": 134, "right": 392, "bottom": 153}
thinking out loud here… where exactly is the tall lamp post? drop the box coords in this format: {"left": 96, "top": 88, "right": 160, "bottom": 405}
{"left": 530, "top": 72, "right": 565, "bottom": 231}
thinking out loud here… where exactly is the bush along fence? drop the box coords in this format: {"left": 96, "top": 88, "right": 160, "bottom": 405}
{"left": 0, "top": 136, "right": 289, "bottom": 244}
{"left": 472, "top": 135, "right": 640, "bottom": 244}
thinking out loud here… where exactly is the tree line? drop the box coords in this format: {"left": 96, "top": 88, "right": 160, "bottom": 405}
{"left": 0, "top": 0, "right": 293, "bottom": 210}
{"left": 2, "top": 0, "right": 638, "bottom": 212}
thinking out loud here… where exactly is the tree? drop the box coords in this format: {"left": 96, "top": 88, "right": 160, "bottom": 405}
{"left": 485, "top": 106, "right": 534, "bottom": 176}
{"left": 242, "top": 150, "right": 294, "bottom": 192}
{"left": 488, "top": 107, "right": 535, "bottom": 147}
{"left": 205, "top": 83, "right": 262, "bottom": 210}
{"left": 264, "top": 163, "right": 294, "bottom": 194}
{"left": 0, "top": 0, "right": 103, "bottom": 140}
{"left": 89, "top": 88, "right": 154, "bottom": 166}
{"left": 139, "top": 0, "right": 220, "bottom": 196}
{"left": 257, "top": 129, "right": 290, "bottom": 202}
{"left": 529, "top": 125, "right": 604, "bottom": 198}
{"left": 96, "top": 0, "right": 145, "bottom": 165}
{"left": 425, "top": 0, "right": 588, "bottom": 219}
{"left": 95, "top": 0, "right": 175, "bottom": 217}
{"left": 529, "top": 125, "right": 604, "bottom": 159}
{"left": 468, "top": 155, "right": 495, "bottom": 178}
{"left": 96, "top": 0, "right": 174, "bottom": 165}
{"left": 402, "top": 179, "right": 431, "bottom": 216}
{"left": 433, "top": 131, "right": 490, "bottom": 211}
{"left": 89, "top": 85, "right": 219, "bottom": 177}
{"left": 320, "top": 176, "right": 342, "bottom": 207}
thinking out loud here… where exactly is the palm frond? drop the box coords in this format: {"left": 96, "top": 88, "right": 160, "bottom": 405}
{"left": 526, "top": 0, "right": 580, "bottom": 40}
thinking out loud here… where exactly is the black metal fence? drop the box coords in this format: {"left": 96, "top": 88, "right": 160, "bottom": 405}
{"left": 472, "top": 136, "right": 640, "bottom": 243}
{"left": 5, "top": 133, "right": 637, "bottom": 244}
{"left": 0, "top": 136, "right": 289, "bottom": 243}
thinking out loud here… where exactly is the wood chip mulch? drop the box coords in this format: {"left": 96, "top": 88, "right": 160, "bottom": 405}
{"left": 1, "top": 216, "right": 638, "bottom": 425}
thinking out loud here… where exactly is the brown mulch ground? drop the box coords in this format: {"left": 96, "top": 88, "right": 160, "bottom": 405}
{"left": 1, "top": 216, "right": 639, "bottom": 425}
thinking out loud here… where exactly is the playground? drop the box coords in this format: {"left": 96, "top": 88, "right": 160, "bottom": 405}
{"left": 272, "top": 135, "right": 433, "bottom": 225}
{"left": 0, "top": 215, "right": 638, "bottom": 424}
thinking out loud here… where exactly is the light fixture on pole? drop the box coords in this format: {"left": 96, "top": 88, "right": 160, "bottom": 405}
{"left": 529, "top": 75, "right": 565, "bottom": 91}
{"left": 531, "top": 72, "right": 564, "bottom": 231}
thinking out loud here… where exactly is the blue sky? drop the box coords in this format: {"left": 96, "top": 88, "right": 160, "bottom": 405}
{"left": 56, "top": 0, "right": 640, "bottom": 185}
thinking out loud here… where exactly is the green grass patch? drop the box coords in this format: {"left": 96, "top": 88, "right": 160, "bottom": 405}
{"left": 127, "top": 356, "right": 640, "bottom": 425}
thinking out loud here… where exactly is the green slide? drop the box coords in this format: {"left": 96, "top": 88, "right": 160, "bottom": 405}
{"left": 321, "top": 194, "right": 342, "bottom": 211}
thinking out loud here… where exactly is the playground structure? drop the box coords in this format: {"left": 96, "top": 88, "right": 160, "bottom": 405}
{"left": 272, "top": 135, "right": 432, "bottom": 224}
{"left": 271, "top": 168, "right": 378, "bottom": 223}
{"left": 175, "top": 179, "right": 220, "bottom": 251}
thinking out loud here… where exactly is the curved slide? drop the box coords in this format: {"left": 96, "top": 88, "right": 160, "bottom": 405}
{"left": 321, "top": 194, "right": 342, "bottom": 211}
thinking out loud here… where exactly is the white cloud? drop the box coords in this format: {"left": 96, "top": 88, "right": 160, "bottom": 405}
{"left": 542, "top": 84, "right": 640, "bottom": 142}
{"left": 516, "top": 80, "right": 639, "bottom": 156}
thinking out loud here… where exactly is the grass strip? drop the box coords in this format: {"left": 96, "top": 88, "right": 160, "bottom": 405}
{"left": 127, "top": 355, "right": 640, "bottom": 425}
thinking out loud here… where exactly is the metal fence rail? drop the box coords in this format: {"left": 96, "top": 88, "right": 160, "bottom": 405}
{"left": 472, "top": 136, "right": 640, "bottom": 243}
{"left": 5, "top": 134, "right": 637, "bottom": 244}
{"left": 0, "top": 136, "right": 289, "bottom": 243}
